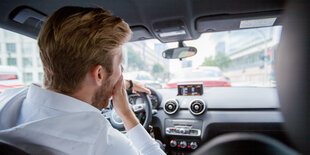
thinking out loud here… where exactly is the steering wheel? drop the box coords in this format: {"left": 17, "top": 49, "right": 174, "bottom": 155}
{"left": 103, "top": 92, "right": 153, "bottom": 131}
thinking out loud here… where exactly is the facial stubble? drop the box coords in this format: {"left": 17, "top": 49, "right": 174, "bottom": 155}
{"left": 91, "top": 76, "right": 115, "bottom": 110}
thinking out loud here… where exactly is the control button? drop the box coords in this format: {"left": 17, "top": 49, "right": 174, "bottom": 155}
{"left": 166, "top": 128, "right": 171, "bottom": 133}
{"left": 190, "top": 142, "right": 198, "bottom": 150}
{"left": 180, "top": 141, "right": 187, "bottom": 149}
{"left": 191, "top": 102, "right": 203, "bottom": 113}
{"left": 185, "top": 129, "right": 190, "bottom": 134}
{"left": 194, "top": 104, "right": 200, "bottom": 110}
{"left": 168, "top": 104, "right": 173, "bottom": 110}
{"left": 180, "top": 128, "right": 186, "bottom": 134}
{"left": 170, "top": 140, "right": 177, "bottom": 147}
{"left": 190, "top": 129, "right": 197, "bottom": 135}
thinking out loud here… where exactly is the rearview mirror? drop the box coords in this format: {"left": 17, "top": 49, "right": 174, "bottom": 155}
{"left": 162, "top": 47, "right": 197, "bottom": 59}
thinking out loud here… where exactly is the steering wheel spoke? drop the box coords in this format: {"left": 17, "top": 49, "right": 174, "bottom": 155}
{"left": 132, "top": 104, "right": 146, "bottom": 113}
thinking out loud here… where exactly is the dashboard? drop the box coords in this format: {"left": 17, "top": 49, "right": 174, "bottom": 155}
{"left": 146, "top": 86, "right": 289, "bottom": 154}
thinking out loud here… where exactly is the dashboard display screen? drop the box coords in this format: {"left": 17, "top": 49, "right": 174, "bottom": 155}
{"left": 177, "top": 83, "right": 203, "bottom": 96}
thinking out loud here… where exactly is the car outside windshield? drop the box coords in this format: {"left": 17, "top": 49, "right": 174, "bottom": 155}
{"left": 0, "top": 26, "right": 282, "bottom": 91}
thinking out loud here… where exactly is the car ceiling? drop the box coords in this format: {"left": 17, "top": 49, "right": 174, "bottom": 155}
{"left": 0, "top": 0, "right": 285, "bottom": 43}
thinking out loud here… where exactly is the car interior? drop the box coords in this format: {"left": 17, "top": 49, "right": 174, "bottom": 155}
{"left": 0, "top": 0, "right": 309, "bottom": 155}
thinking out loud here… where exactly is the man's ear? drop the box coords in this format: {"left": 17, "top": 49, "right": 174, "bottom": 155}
{"left": 91, "top": 65, "right": 107, "bottom": 86}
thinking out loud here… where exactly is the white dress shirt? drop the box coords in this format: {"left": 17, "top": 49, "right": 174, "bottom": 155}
{"left": 0, "top": 84, "right": 166, "bottom": 155}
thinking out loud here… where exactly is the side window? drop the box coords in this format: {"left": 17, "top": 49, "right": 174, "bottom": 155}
{"left": 22, "top": 58, "right": 33, "bottom": 68}
{"left": 22, "top": 43, "right": 33, "bottom": 56}
{"left": 0, "top": 28, "right": 43, "bottom": 86}
{"left": 38, "top": 72, "right": 44, "bottom": 83}
{"left": 23, "top": 73, "right": 33, "bottom": 83}
{"left": 6, "top": 43, "right": 16, "bottom": 54}
{"left": 7, "top": 58, "right": 17, "bottom": 66}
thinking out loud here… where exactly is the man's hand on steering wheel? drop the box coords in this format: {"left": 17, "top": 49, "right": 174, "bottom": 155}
{"left": 125, "top": 79, "right": 151, "bottom": 95}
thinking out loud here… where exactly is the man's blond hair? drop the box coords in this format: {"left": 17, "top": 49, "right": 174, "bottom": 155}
{"left": 38, "top": 6, "right": 131, "bottom": 94}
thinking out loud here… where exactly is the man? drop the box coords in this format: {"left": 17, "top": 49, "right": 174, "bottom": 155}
{"left": 0, "top": 6, "right": 165, "bottom": 155}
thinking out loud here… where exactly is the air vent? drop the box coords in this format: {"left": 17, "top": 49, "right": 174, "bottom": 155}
{"left": 189, "top": 99, "right": 206, "bottom": 115}
{"left": 164, "top": 99, "right": 179, "bottom": 114}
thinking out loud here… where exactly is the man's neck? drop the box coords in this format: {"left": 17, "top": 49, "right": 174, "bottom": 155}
{"left": 46, "top": 86, "right": 94, "bottom": 105}
{"left": 70, "top": 90, "right": 93, "bottom": 104}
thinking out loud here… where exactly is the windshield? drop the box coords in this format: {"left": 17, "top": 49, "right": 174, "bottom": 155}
{"left": 172, "top": 68, "right": 222, "bottom": 81}
{"left": 123, "top": 26, "right": 282, "bottom": 88}
{"left": 0, "top": 26, "right": 282, "bottom": 90}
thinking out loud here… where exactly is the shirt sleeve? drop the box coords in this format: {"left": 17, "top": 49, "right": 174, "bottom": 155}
{"left": 126, "top": 124, "right": 166, "bottom": 155}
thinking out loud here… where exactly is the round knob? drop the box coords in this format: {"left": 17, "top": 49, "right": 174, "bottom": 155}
{"left": 180, "top": 128, "right": 186, "bottom": 134}
{"left": 194, "top": 104, "right": 200, "bottom": 110}
{"left": 189, "top": 99, "right": 206, "bottom": 115}
{"left": 164, "top": 99, "right": 179, "bottom": 114}
{"left": 170, "top": 140, "right": 177, "bottom": 147}
{"left": 190, "top": 142, "right": 198, "bottom": 150}
{"left": 168, "top": 104, "right": 173, "bottom": 110}
{"left": 180, "top": 141, "right": 187, "bottom": 149}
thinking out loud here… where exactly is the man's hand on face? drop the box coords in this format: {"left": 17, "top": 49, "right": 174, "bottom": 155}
{"left": 112, "top": 75, "right": 139, "bottom": 131}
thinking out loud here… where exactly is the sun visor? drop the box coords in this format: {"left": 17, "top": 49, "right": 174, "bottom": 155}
{"left": 129, "top": 26, "right": 154, "bottom": 42}
{"left": 196, "top": 11, "right": 282, "bottom": 33}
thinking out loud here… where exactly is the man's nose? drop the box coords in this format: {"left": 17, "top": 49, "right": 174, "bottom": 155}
{"left": 121, "top": 65, "right": 124, "bottom": 73}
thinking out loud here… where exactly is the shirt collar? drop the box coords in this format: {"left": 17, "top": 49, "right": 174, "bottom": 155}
{"left": 25, "top": 84, "right": 101, "bottom": 113}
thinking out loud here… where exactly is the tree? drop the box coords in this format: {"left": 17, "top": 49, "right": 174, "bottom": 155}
{"left": 152, "top": 63, "right": 164, "bottom": 80}
{"left": 202, "top": 52, "right": 231, "bottom": 69}
{"left": 127, "top": 47, "right": 143, "bottom": 70}
{"left": 152, "top": 63, "right": 164, "bottom": 74}
{"left": 202, "top": 57, "right": 217, "bottom": 66}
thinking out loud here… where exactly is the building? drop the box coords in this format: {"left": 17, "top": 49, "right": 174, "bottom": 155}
{"left": 215, "top": 41, "right": 226, "bottom": 54}
{"left": 0, "top": 28, "right": 43, "bottom": 85}
{"left": 210, "top": 26, "right": 282, "bottom": 86}
{"left": 123, "top": 40, "right": 169, "bottom": 73}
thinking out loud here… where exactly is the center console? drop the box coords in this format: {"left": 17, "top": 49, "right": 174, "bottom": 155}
{"left": 161, "top": 83, "right": 206, "bottom": 154}
{"left": 165, "top": 119, "right": 203, "bottom": 153}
